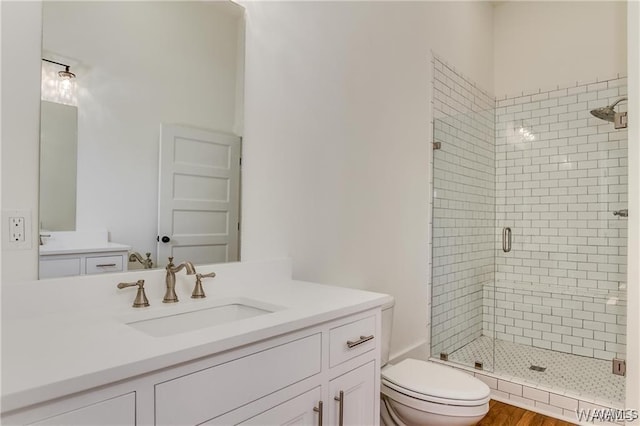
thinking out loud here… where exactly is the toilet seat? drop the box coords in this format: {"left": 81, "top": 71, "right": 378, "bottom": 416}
{"left": 381, "top": 359, "right": 491, "bottom": 407}
{"left": 381, "top": 381, "right": 489, "bottom": 419}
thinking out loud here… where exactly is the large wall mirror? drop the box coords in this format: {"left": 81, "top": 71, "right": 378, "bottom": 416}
{"left": 38, "top": 1, "right": 245, "bottom": 278}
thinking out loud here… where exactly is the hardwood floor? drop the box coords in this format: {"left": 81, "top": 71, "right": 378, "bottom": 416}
{"left": 477, "top": 400, "right": 576, "bottom": 426}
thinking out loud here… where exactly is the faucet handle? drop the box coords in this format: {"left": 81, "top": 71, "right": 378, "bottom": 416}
{"left": 117, "top": 279, "right": 150, "bottom": 308}
{"left": 192, "top": 272, "right": 216, "bottom": 299}
{"left": 39, "top": 233, "right": 51, "bottom": 246}
{"left": 144, "top": 252, "right": 153, "bottom": 269}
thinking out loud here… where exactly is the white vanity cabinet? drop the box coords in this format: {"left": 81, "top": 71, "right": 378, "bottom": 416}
{"left": 326, "top": 315, "right": 377, "bottom": 426}
{"left": 3, "top": 309, "right": 381, "bottom": 426}
{"left": 154, "top": 333, "right": 323, "bottom": 425}
{"left": 237, "top": 387, "right": 323, "bottom": 425}
{"left": 28, "top": 393, "right": 135, "bottom": 426}
{"left": 169, "top": 310, "right": 380, "bottom": 426}
{"left": 328, "top": 362, "right": 376, "bottom": 426}
{"left": 39, "top": 250, "right": 128, "bottom": 278}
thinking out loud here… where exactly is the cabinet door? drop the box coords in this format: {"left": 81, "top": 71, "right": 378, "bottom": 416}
{"left": 239, "top": 387, "right": 322, "bottom": 426}
{"left": 39, "top": 257, "right": 82, "bottom": 278}
{"left": 329, "top": 362, "right": 376, "bottom": 426}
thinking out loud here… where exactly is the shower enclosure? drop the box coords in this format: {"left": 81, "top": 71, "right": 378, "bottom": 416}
{"left": 430, "top": 56, "right": 628, "bottom": 409}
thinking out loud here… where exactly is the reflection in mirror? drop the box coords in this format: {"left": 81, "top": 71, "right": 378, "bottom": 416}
{"left": 40, "top": 101, "right": 78, "bottom": 231}
{"left": 38, "top": 1, "right": 244, "bottom": 279}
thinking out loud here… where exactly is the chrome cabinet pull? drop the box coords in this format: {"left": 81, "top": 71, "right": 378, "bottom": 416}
{"left": 96, "top": 263, "right": 117, "bottom": 267}
{"left": 313, "top": 400, "right": 323, "bottom": 426}
{"left": 346, "top": 335, "right": 374, "bottom": 349}
{"left": 502, "top": 227, "right": 511, "bottom": 253}
{"left": 334, "top": 391, "right": 344, "bottom": 426}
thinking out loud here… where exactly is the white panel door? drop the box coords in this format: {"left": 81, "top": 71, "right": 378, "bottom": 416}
{"left": 158, "top": 124, "right": 240, "bottom": 266}
{"left": 329, "top": 362, "right": 376, "bottom": 426}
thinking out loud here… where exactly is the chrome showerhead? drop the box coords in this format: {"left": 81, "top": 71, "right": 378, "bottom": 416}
{"left": 590, "top": 105, "right": 616, "bottom": 122}
{"left": 590, "top": 97, "right": 627, "bottom": 122}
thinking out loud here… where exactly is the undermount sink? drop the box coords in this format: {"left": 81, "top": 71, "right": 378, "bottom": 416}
{"left": 123, "top": 298, "right": 280, "bottom": 337}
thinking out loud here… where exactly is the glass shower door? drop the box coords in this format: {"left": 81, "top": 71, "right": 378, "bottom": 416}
{"left": 430, "top": 111, "right": 496, "bottom": 373}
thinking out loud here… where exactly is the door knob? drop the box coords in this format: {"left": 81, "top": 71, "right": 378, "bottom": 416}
{"left": 157, "top": 235, "right": 171, "bottom": 243}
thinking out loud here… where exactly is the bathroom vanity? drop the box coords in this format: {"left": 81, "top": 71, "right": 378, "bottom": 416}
{"left": 1, "top": 259, "right": 392, "bottom": 425}
{"left": 39, "top": 231, "right": 130, "bottom": 278}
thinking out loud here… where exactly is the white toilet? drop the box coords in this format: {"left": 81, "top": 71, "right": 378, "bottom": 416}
{"left": 380, "top": 302, "right": 490, "bottom": 426}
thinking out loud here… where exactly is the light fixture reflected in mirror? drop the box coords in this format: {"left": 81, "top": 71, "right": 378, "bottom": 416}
{"left": 41, "top": 58, "right": 77, "bottom": 106}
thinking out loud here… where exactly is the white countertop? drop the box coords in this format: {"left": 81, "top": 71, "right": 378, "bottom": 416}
{"left": 38, "top": 230, "right": 131, "bottom": 256}
{"left": 39, "top": 241, "right": 131, "bottom": 256}
{"left": 1, "top": 259, "right": 392, "bottom": 413}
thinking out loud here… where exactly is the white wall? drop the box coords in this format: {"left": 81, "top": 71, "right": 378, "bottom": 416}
{"left": 1, "top": 1, "right": 42, "bottom": 283}
{"left": 41, "top": 1, "right": 241, "bottom": 262}
{"left": 241, "top": 1, "right": 494, "bottom": 355}
{"left": 494, "top": 1, "right": 627, "bottom": 98}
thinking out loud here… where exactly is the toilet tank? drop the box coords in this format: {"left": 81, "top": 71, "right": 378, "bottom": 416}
{"left": 381, "top": 300, "right": 395, "bottom": 366}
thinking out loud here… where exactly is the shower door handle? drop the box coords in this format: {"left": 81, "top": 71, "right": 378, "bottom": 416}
{"left": 502, "top": 227, "right": 511, "bottom": 253}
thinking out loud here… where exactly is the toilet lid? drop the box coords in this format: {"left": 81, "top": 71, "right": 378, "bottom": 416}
{"left": 381, "top": 359, "right": 490, "bottom": 403}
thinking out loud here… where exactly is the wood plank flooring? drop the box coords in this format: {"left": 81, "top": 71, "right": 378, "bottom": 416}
{"left": 477, "top": 400, "right": 576, "bottom": 426}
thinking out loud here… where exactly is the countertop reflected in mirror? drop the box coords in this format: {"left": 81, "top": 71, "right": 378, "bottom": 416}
{"left": 38, "top": 0, "right": 245, "bottom": 278}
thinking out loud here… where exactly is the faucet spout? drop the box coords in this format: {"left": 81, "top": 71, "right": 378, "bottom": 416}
{"left": 163, "top": 257, "right": 196, "bottom": 303}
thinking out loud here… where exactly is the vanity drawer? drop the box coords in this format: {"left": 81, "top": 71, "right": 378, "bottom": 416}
{"left": 155, "top": 333, "right": 322, "bottom": 426}
{"left": 85, "top": 255, "right": 124, "bottom": 274}
{"left": 329, "top": 315, "right": 376, "bottom": 367}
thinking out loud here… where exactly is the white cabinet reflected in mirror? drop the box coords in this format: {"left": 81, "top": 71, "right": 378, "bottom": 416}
{"left": 38, "top": 1, "right": 245, "bottom": 278}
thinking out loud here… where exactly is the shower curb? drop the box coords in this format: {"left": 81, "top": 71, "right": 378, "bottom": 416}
{"left": 430, "top": 357, "right": 625, "bottom": 425}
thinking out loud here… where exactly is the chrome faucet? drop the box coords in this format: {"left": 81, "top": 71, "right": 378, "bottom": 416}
{"left": 163, "top": 256, "right": 196, "bottom": 303}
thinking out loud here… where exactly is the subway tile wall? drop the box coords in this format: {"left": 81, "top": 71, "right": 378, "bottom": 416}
{"left": 431, "top": 56, "right": 628, "bottom": 363}
{"left": 431, "top": 56, "right": 495, "bottom": 357}
{"left": 483, "top": 282, "right": 627, "bottom": 360}
{"left": 492, "top": 77, "right": 628, "bottom": 360}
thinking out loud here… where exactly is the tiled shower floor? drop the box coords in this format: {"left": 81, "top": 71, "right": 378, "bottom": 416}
{"left": 449, "top": 336, "right": 625, "bottom": 405}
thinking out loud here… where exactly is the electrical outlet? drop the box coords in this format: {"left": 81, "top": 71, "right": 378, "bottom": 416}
{"left": 2, "top": 209, "right": 32, "bottom": 250}
{"left": 10, "top": 217, "right": 25, "bottom": 242}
